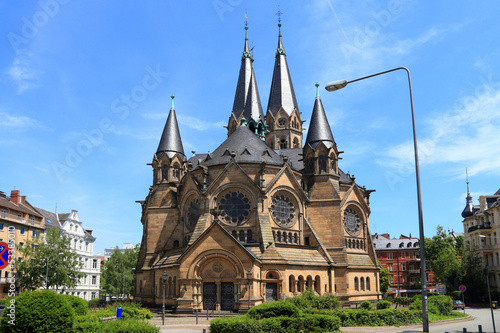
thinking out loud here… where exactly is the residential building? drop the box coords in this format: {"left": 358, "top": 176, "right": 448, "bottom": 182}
{"left": 372, "top": 233, "right": 436, "bottom": 297}
{"left": 0, "top": 190, "right": 45, "bottom": 297}
{"left": 103, "top": 243, "right": 135, "bottom": 262}
{"left": 135, "top": 22, "right": 380, "bottom": 311}
{"left": 461, "top": 181, "right": 500, "bottom": 291}
{"left": 35, "top": 208, "right": 101, "bottom": 300}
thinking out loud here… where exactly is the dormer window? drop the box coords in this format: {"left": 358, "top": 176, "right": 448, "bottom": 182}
{"left": 386, "top": 243, "right": 391, "bottom": 248}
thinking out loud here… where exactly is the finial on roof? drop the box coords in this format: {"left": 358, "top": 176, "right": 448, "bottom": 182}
{"left": 315, "top": 82, "right": 320, "bottom": 98}
{"left": 245, "top": 9, "right": 248, "bottom": 33}
{"left": 466, "top": 167, "right": 470, "bottom": 194}
{"left": 171, "top": 95, "right": 175, "bottom": 109}
{"left": 276, "top": 6, "right": 283, "bottom": 34}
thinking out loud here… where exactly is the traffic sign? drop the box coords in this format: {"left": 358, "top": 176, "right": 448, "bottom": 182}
{"left": 459, "top": 285, "right": 466, "bottom": 292}
{"left": 0, "top": 242, "right": 11, "bottom": 270}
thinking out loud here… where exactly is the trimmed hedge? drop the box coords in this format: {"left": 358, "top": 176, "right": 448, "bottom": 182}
{"left": 286, "top": 289, "right": 340, "bottom": 310}
{"left": 303, "top": 308, "right": 422, "bottom": 326}
{"left": 210, "top": 314, "right": 341, "bottom": 333}
{"left": 63, "top": 294, "right": 89, "bottom": 315}
{"left": 0, "top": 290, "right": 75, "bottom": 333}
{"left": 247, "top": 301, "right": 300, "bottom": 319}
{"left": 359, "top": 301, "right": 372, "bottom": 310}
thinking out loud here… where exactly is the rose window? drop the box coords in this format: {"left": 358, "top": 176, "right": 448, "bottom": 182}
{"left": 217, "top": 191, "right": 251, "bottom": 225}
{"left": 270, "top": 193, "right": 296, "bottom": 228}
{"left": 344, "top": 208, "right": 361, "bottom": 236}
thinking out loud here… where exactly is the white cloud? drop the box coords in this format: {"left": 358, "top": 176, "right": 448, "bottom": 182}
{"left": 7, "top": 54, "right": 41, "bottom": 94}
{"left": 379, "top": 84, "right": 500, "bottom": 177}
{"left": 0, "top": 111, "right": 41, "bottom": 130}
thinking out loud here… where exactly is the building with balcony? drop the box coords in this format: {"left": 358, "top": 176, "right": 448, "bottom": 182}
{"left": 372, "top": 233, "right": 436, "bottom": 297}
{"left": 462, "top": 183, "right": 500, "bottom": 291}
{"left": 0, "top": 190, "right": 45, "bottom": 298}
{"left": 34, "top": 208, "right": 101, "bottom": 301}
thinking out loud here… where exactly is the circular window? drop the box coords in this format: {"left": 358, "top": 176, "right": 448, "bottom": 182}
{"left": 186, "top": 199, "right": 200, "bottom": 232}
{"left": 344, "top": 207, "right": 361, "bottom": 236}
{"left": 270, "top": 193, "right": 296, "bottom": 228}
{"left": 278, "top": 118, "right": 287, "bottom": 127}
{"left": 217, "top": 191, "right": 251, "bottom": 225}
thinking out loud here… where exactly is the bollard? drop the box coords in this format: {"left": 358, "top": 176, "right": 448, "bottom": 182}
{"left": 463, "top": 328, "right": 467, "bottom": 333}
{"left": 478, "top": 324, "right": 483, "bottom": 333}
{"left": 196, "top": 308, "right": 198, "bottom": 325}
{"left": 206, "top": 308, "right": 209, "bottom": 320}
{"left": 203, "top": 329, "right": 206, "bottom": 333}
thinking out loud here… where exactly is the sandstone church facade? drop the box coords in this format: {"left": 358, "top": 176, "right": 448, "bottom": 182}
{"left": 134, "top": 22, "right": 380, "bottom": 311}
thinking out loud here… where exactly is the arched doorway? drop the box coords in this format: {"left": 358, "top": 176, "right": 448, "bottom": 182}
{"left": 265, "top": 271, "right": 280, "bottom": 302}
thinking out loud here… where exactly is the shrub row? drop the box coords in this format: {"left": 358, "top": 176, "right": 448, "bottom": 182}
{"left": 210, "top": 314, "right": 340, "bottom": 333}
{"left": 285, "top": 289, "right": 340, "bottom": 310}
{"left": 302, "top": 308, "right": 422, "bottom": 326}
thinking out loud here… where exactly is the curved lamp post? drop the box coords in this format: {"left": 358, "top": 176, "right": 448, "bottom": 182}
{"left": 161, "top": 271, "right": 168, "bottom": 326}
{"left": 325, "top": 67, "right": 429, "bottom": 332}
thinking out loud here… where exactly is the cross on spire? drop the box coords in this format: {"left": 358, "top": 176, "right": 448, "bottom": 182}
{"left": 276, "top": 6, "right": 283, "bottom": 24}
{"left": 245, "top": 9, "right": 248, "bottom": 28}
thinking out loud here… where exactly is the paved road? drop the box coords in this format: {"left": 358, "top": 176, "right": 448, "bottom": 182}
{"left": 154, "top": 307, "right": 499, "bottom": 333}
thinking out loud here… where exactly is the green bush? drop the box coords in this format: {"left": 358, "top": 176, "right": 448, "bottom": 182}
{"left": 209, "top": 314, "right": 341, "bottom": 333}
{"left": 429, "top": 295, "right": 453, "bottom": 316}
{"left": 302, "top": 308, "right": 422, "bottom": 327}
{"left": 394, "top": 296, "right": 412, "bottom": 306}
{"left": 88, "top": 298, "right": 101, "bottom": 308}
{"left": 74, "top": 318, "right": 159, "bottom": 333}
{"left": 286, "top": 289, "right": 340, "bottom": 310}
{"left": 0, "top": 290, "right": 75, "bottom": 333}
{"left": 62, "top": 294, "right": 89, "bottom": 315}
{"left": 359, "top": 300, "right": 372, "bottom": 310}
{"left": 247, "top": 300, "right": 300, "bottom": 319}
{"left": 376, "top": 300, "right": 391, "bottom": 309}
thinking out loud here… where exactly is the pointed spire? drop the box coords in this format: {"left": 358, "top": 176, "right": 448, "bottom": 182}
{"left": 267, "top": 18, "right": 299, "bottom": 117}
{"left": 305, "top": 83, "right": 335, "bottom": 149}
{"left": 242, "top": 67, "right": 264, "bottom": 124}
{"left": 156, "top": 95, "right": 185, "bottom": 158}
{"left": 231, "top": 17, "right": 253, "bottom": 120}
{"left": 462, "top": 168, "right": 474, "bottom": 218}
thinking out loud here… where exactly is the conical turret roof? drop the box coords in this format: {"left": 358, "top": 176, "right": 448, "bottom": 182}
{"left": 156, "top": 96, "right": 185, "bottom": 159}
{"left": 242, "top": 66, "right": 265, "bottom": 123}
{"left": 304, "top": 84, "right": 335, "bottom": 149}
{"left": 267, "top": 23, "right": 299, "bottom": 117}
{"left": 461, "top": 170, "right": 474, "bottom": 218}
{"left": 231, "top": 26, "right": 253, "bottom": 120}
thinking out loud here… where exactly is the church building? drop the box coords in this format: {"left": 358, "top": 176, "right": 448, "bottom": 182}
{"left": 134, "top": 21, "right": 380, "bottom": 311}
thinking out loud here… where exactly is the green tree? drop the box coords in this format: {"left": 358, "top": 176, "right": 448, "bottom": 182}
{"left": 424, "top": 226, "right": 462, "bottom": 291}
{"left": 101, "top": 244, "right": 139, "bottom": 299}
{"left": 461, "top": 242, "right": 486, "bottom": 300}
{"left": 15, "top": 227, "right": 84, "bottom": 291}
{"left": 378, "top": 261, "right": 392, "bottom": 294}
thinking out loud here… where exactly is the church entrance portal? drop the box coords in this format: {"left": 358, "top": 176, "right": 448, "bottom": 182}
{"left": 220, "top": 282, "right": 234, "bottom": 310}
{"left": 203, "top": 282, "right": 217, "bottom": 310}
{"left": 266, "top": 283, "right": 278, "bottom": 302}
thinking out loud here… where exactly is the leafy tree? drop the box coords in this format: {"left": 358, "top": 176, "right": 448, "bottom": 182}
{"left": 101, "top": 244, "right": 139, "bottom": 299}
{"left": 15, "top": 227, "right": 84, "bottom": 291}
{"left": 378, "top": 261, "right": 392, "bottom": 294}
{"left": 424, "top": 225, "right": 462, "bottom": 290}
{"left": 461, "top": 242, "right": 486, "bottom": 301}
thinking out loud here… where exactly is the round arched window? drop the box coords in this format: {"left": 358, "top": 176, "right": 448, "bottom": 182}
{"left": 343, "top": 207, "right": 361, "bottom": 236}
{"left": 186, "top": 198, "right": 200, "bottom": 232}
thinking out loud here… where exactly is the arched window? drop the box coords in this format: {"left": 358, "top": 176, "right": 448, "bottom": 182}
{"left": 360, "top": 277, "right": 365, "bottom": 291}
{"left": 232, "top": 230, "right": 237, "bottom": 238}
{"left": 289, "top": 275, "right": 295, "bottom": 293}
{"left": 163, "top": 165, "right": 169, "bottom": 180}
{"left": 247, "top": 230, "right": 253, "bottom": 242}
{"left": 239, "top": 230, "right": 245, "bottom": 242}
{"left": 293, "top": 137, "right": 299, "bottom": 148}
{"left": 366, "top": 277, "right": 371, "bottom": 291}
{"left": 354, "top": 277, "right": 359, "bottom": 291}
{"left": 173, "top": 240, "right": 179, "bottom": 248}
{"left": 318, "top": 155, "right": 326, "bottom": 173}
{"left": 280, "top": 138, "right": 287, "bottom": 149}
{"left": 249, "top": 122, "right": 255, "bottom": 133}
{"left": 315, "top": 276, "right": 321, "bottom": 294}
{"left": 173, "top": 164, "right": 180, "bottom": 179}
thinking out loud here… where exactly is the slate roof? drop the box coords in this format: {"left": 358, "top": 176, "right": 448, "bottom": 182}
{"left": 304, "top": 95, "right": 335, "bottom": 150}
{"left": 156, "top": 106, "right": 185, "bottom": 159}
{"left": 241, "top": 66, "right": 265, "bottom": 124}
{"left": 267, "top": 25, "right": 299, "bottom": 117}
{"left": 231, "top": 27, "right": 253, "bottom": 120}
{"left": 196, "top": 126, "right": 284, "bottom": 168}
{"left": 279, "top": 148, "right": 303, "bottom": 172}
{"left": 372, "top": 233, "right": 420, "bottom": 251}
{"left": 34, "top": 207, "right": 62, "bottom": 228}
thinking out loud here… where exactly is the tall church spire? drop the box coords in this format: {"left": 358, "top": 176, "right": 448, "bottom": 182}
{"left": 304, "top": 83, "right": 335, "bottom": 149}
{"left": 267, "top": 20, "right": 299, "bottom": 118}
{"left": 156, "top": 95, "right": 185, "bottom": 158}
{"left": 231, "top": 21, "right": 253, "bottom": 121}
{"left": 242, "top": 67, "right": 265, "bottom": 126}
{"left": 461, "top": 168, "right": 474, "bottom": 218}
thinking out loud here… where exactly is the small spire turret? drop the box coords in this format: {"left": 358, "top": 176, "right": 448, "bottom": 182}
{"left": 461, "top": 168, "right": 474, "bottom": 218}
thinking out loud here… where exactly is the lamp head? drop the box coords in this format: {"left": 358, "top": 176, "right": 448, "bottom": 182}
{"left": 325, "top": 79, "right": 348, "bottom": 92}
{"left": 162, "top": 271, "right": 168, "bottom": 282}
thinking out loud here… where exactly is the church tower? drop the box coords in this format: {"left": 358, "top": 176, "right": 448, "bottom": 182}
{"left": 265, "top": 21, "right": 303, "bottom": 150}
{"left": 227, "top": 23, "right": 267, "bottom": 139}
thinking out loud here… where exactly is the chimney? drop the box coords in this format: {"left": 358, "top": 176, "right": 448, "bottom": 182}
{"left": 10, "top": 190, "right": 20, "bottom": 205}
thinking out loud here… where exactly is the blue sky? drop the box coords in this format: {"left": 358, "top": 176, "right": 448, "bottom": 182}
{"left": 1, "top": 1, "right": 500, "bottom": 253}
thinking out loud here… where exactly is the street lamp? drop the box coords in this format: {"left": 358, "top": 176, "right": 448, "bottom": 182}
{"left": 161, "top": 271, "right": 168, "bottom": 326}
{"left": 484, "top": 268, "right": 497, "bottom": 333}
{"left": 246, "top": 269, "right": 252, "bottom": 311}
{"left": 325, "top": 67, "right": 429, "bottom": 332}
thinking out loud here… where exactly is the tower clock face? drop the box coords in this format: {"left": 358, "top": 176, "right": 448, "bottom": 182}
{"left": 186, "top": 199, "right": 200, "bottom": 232}
{"left": 278, "top": 118, "right": 287, "bottom": 127}
{"left": 344, "top": 208, "right": 361, "bottom": 236}
{"left": 270, "top": 193, "right": 296, "bottom": 228}
{"left": 217, "top": 190, "right": 251, "bottom": 225}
